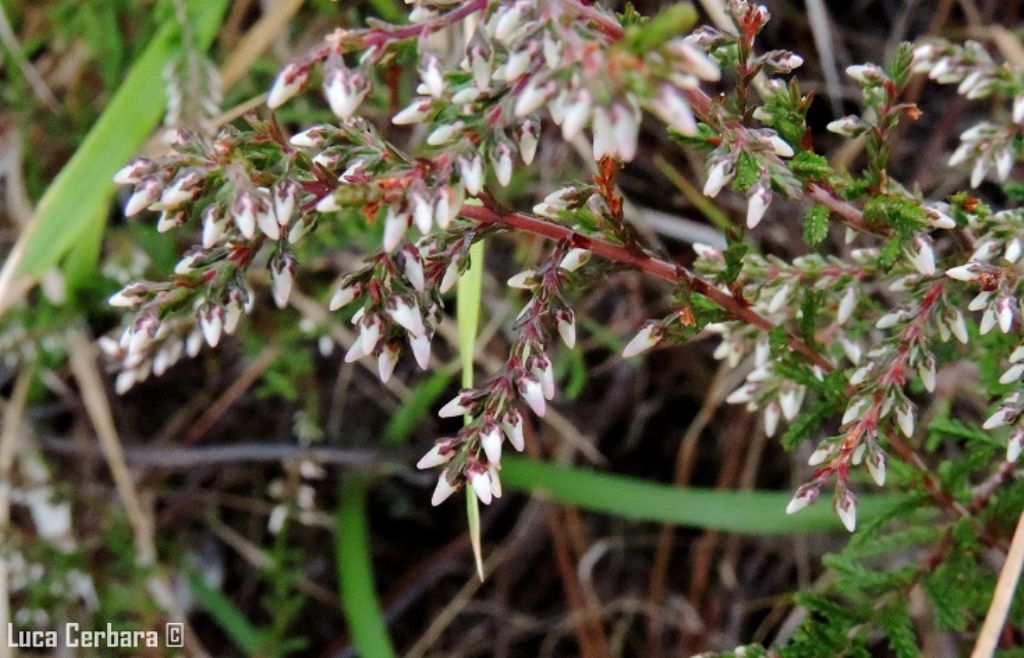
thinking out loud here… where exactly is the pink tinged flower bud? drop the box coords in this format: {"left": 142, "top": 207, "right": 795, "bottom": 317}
{"left": 403, "top": 254, "right": 425, "bottom": 293}
{"left": 557, "top": 310, "right": 577, "bottom": 349}
{"left": 753, "top": 402, "right": 777, "bottom": 437}
{"left": 431, "top": 470, "right": 457, "bottom": 506}
{"left": 469, "top": 467, "right": 493, "bottom": 505}
{"left": 315, "top": 192, "right": 341, "bottom": 212}
{"left": 359, "top": 317, "right": 381, "bottom": 355}
{"left": 519, "top": 120, "right": 539, "bottom": 165}
{"left": 200, "top": 307, "right": 223, "bottom": 347}
{"left": 186, "top": 329, "right": 203, "bottom": 358}
{"left": 837, "top": 286, "right": 857, "bottom": 325}
{"left": 157, "top": 210, "right": 185, "bottom": 233}
{"left": 1011, "top": 344, "right": 1024, "bottom": 363}
{"left": 826, "top": 116, "right": 866, "bottom": 137}
{"left": 124, "top": 177, "right": 162, "bottom": 216}
{"left": 439, "top": 394, "right": 471, "bottom": 418}
{"left": 115, "top": 370, "right": 137, "bottom": 395}
{"left": 383, "top": 208, "right": 408, "bottom": 253}
{"left": 493, "top": 4, "right": 523, "bottom": 43}
{"left": 378, "top": 344, "right": 400, "bottom": 383}
{"left": 427, "top": 121, "right": 465, "bottom": 146}
{"left": 779, "top": 387, "right": 803, "bottom": 421}
{"left": 268, "top": 62, "right": 308, "bottom": 109}
{"left": 160, "top": 170, "right": 202, "bottom": 209}
{"left": 867, "top": 449, "right": 887, "bottom": 486}
{"left": 459, "top": 156, "right": 485, "bottom": 196}
{"left": 481, "top": 425, "right": 503, "bottom": 465}
{"left": 998, "top": 297, "right": 1016, "bottom": 334}
{"left": 980, "top": 307, "right": 997, "bottom": 335}
{"left": 344, "top": 338, "right": 367, "bottom": 363}
{"left": 514, "top": 79, "right": 551, "bottom": 117}
{"left": 417, "top": 443, "right": 453, "bottom": 470}
{"left": 324, "top": 64, "right": 368, "bottom": 120}
{"left": 289, "top": 125, "right": 328, "bottom": 148}
{"left": 440, "top": 262, "right": 460, "bottom": 294}
{"left": 559, "top": 248, "right": 590, "bottom": 273}
{"left": 507, "top": 270, "right": 537, "bottom": 290}
{"left": 329, "top": 284, "right": 359, "bottom": 312}
{"left": 409, "top": 332, "right": 431, "bottom": 369}
{"left": 946, "top": 263, "right": 979, "bottom": 282}
{"left": 675, "top": 40, "right": 720, "bottom": 80}
{"left": 835, "top": 491, "right": 857, "bottom": 532}
{"left": 224, "top": 298, "right": 243, "bottom": 336}
{"left": 983, "top": 408, "right": 1008, "bottom": 430}
{"left": 896, "top": 403, "right": 915, "bottom": 438}
{"left": 489, "top": 465, "right": 503, "bottom": 499}
{"left": 257, "top": 201, "right": 281, "bottom": 241}
{"left": 768, "top": 135, "right": 794, "bottom": 158}
{"left": 113, "top": 158, "right": 152, "bottom": 185}
{"left": 999, "top": 363, "right": 1024, "bottom": 385}
{"left": 202, "top": 208, "right": 225, "bottom": 248}
{"left": 468, "top": 45, "right": 492, "bottom": 91}
{"left": 650, "top": 84, "right": 697, "bottom": 136}
{"left": 393, "top": 97, "right": 432, "bottom": 125}
{"left": 435, "top": 185, "right": 462, "bottom": 230}
{"left": 493, "top": 142, "right": 514, "bottom": 186}
{"left": 420, "top": 54, "right": 445, "bottom": 98}
{"left": 271, "top": 256, "right": 295, "bottom": 309}
{"left": 388, "top": 298, "right": 425, "bottom": 336}
{"left": 519, "top": 376, "right": 547, "bottom": 417}
{"left": 623, "top": 323, "right": 660, "bottom": 358}
{"left": 842, "top": 398, "right": 867, "bottom": 426}
{"left": 726, "top": 384, "right": 755, "bottom": 405}
{"left": 703, "top": 160, "right": 733, "bottom": 197}
{"left": 502, "top": 412, "right": 525, "bottom": 451}
{"left": 970, "top": 158, "right": 987, "bottom": 188}
{"left": 746, "top": 183, "right": 771, "bottom": 229}
{"left": 561, "top": 89, "right": 593, "bottom": 141}
{"left": 108, "top": 284, "right": 144, "bottom": 308}
{"left": 234, "top": 192, "right": 257, "bottom": 239}
{"left": 908, "top": 236, "right": 935, "bottom": 276}
{"left": 611, "top": 104, "right": 639, "bottom": 162}
{"left": 505, "top": 46, "right": 532, "bottom": 81}
{"left": 591, "top": 106, "right": 615, "bottom": 160}
{"left": 808, "top": 444, "right": 834, "bottom": 466}
{"left": 274, "top": 182, "right": 298, "bottom": 227}
{"left": 534, "top": 358, "right": 555, "bottom": 400}
{"left": 997, "top": 148, "right": 1015, "bottom": 181}
{"left": 845, "top": 64, "right": 885, "bottom": 84}
{"left": 1008, "top": 429, "right": 1024, "bottom": 463}
{"left": 785, "top": 482, "right": 820, "bottom": 515}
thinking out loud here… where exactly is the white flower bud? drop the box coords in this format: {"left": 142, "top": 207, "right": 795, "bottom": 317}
{"left": 431, "top": 471, "right": 457, "bottom": 506}
{"left": 746, "top": 183, "right": 771, "bottom": 229}
{"left": 393, "top": 97, "right": 432, "bottom": 125}
{"left": 561, "top": 89, "right": 593, "bottom": 141}
{"left": 519, "top": 376, "right": 547, "bottom": 416}
{"left": 409, "top": 333, "right": 432, "bottom": 369}
{"left": 459, "top": 156, "right": 485, "bottom": 196}
{"left": 378, "top": 344, "right": 399, "bottom": 382}
{"left": 427, "top": 121, "right": 465, "bottom": 146}
{"left": 983, "top": 408, "right": 1008, "bottom": 430}
{"left": 836, "top": 492, "right": 857, "bottom": 532}
{"left": 383, "top": 208, "right": 408, "bottom": 253}
{"left": 481, "top": 425, "right": 503, "bottom": 465}
{"left": 268, "top": 63, "right": 308, "bottom": 109}
{"left": 417, "top": 444, "right": 452, "bottom": 470}
{"left": 469, "top": 467, "right": 493, "bottom": 505}
{"left": 623, "top": 323, "right": 660, "bottom": 358}
{"left": 703, "top": 160, "right": 733, "bottom": 198}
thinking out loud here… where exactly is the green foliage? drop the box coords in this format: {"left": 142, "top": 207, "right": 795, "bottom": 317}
{"left": 789, "top": 152, "right": 832, "bottom": 182}
{"left": 722, "top": 233, "right": 749, "bottom": 284}
{"left": 803, "top": 203, "right": 830, "bottom": 245}
{"left": 863, "top": 194, "right": 927, "bottom": 239}
{"left": 887, "top": 43, "right": 915, "bottom": 89}
{"left": 621, "top": 4, "right": 698, "bottom": 53}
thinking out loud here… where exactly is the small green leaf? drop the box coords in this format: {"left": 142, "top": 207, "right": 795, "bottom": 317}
{"left": 789, "top": 151, "right": 832, "bottom": 182}
{"left": 803, "top": 204, "right": 830, "bottom": 245}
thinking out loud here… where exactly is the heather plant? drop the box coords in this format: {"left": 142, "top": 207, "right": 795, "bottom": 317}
{"left": 40, "top": 0, "right": 1024, "bottom": 653}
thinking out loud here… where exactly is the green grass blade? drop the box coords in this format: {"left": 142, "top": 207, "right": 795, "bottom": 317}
{"left": 383, "top": 370, "right": 455, "bottom": 444}
{"left": 17, "top": 0, "right": 228, "bottom": 279}
{"left": 189, "top": 574, "right": 264, "bottom": 655}
{"left": 501, "top": 456, "right": 906, "bottom": 534}
{"left": 457, "top": 239, "right": 486, "bottom": 580}
{"left": 336, "top": 475, "right": 396, "bottom": 658}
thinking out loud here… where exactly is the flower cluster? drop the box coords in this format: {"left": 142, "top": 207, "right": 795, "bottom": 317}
{"left": 106, "top": 0, "right": 1024, "bottom": 539}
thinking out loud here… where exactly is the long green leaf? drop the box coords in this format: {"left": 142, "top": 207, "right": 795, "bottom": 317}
{"left": 501, "top": 457, "right": 906, "bottom": 534}
{"left": 189, "top": 574, "right": 264, "bottom": 655}
{"left": 457, "top": 239, "right": 485, "bottom": 580}
{"left": 336, "top": 475, "right": 396, "bottom": 658}
{"left": 17, "top": 0, "right": 228, "bottom": 279}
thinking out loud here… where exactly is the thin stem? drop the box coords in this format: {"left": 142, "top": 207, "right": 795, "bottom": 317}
{"left": 459, "top": 203, "right": 833, "bottom": 370}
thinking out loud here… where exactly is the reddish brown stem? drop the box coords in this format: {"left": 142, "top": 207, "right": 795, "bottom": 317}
{"left": 458, "top": 204, "right": 833, "bottom": 370}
